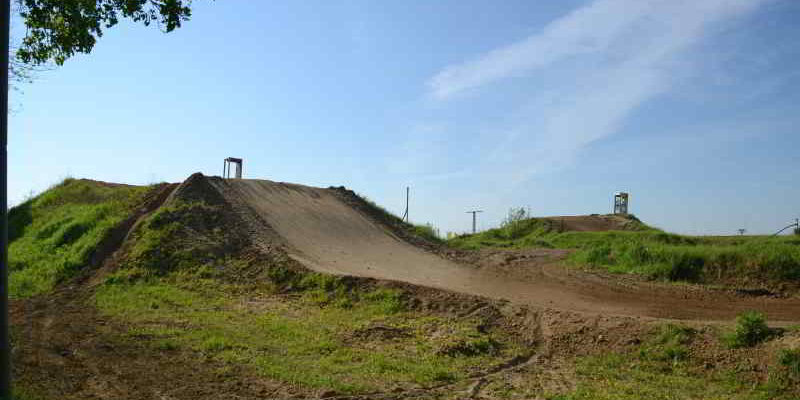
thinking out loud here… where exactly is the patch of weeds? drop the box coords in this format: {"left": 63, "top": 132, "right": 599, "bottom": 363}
{"left": 200, "top": 336, "right": 234, "bottom": 352}
{"left": 770, "top": 348, "right": 800, "bottom": 389}
{"left": 155, "top": 339, "right": 179, "bottom": 351}
{"left": 639, "top": 324, "right": 694, "bottom": 364}
{"left": 12, "top": 385, "right": 46, "bottom": 400}
{"left": 778, "top": 348, "right": 800, "bottom": 376}
{"left": 94, "top": 279, "right": 519, "bottom": 394}
{"left": 554, "top": 349, "right": 780, "bottom": 400}
{"left": 722, "top": 311, "right": 772, "bottom": 349}
{"left": 411, "top": 223, "right": 443, "bottom": 243}
{"left": 125, "top": 200, "right": 238, "bottom": 276}
{"left": 438, "top": 336, "right": 500, "bottom": 357}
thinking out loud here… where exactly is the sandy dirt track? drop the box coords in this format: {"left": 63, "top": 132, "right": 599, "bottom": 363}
{"left": 214, "top": 178, "right": 800, "bottom": 323}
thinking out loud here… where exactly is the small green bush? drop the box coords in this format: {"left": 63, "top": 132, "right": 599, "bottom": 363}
{"left": 723, "top": 311, "right": 771, "bottom": 348}
{"left": 412, "top": 223, "right": 442, "bottom": 243}
{"left": 639, "top": 324, "right": 693, "bottom": 363}
{"left": 501, "top": 207, "right": 531, "bottom": 239}
{"left": 778, "top": 348, "right": 800, "bottom": 376}
{"left": 581, "top": 244, "right": 612, "bottom": 265}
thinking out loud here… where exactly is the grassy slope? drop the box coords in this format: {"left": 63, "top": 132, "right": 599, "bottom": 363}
{"left": 8, "top": 178, "right": 150, "bottom": 298}
{"left": 91, "top": 190, "right": 522, "bottom": 395}
{"left": 360, "top": 194, "right": 445, "bottom": 244}
{"left": 448, "top": 216, "right": 800, "bottom": 287}
{"left": 333, "top": 188, "right": 444, "bottom": 244}
{"left": 550, "top": 324, "right": 800, "bottom": 400}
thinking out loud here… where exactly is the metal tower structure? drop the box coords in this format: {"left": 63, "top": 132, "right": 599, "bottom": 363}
{"left": 613, "top": 192, "right": 629, "bottom": 215}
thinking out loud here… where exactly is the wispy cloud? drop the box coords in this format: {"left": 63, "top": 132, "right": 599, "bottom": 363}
{"left": 424, "top": 0, "right": 769, "bottom": 186}
{"left": 429, "top": 0, "right": 764, "bottom": 100}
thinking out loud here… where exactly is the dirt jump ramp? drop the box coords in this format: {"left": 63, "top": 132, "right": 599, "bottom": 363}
{"left": 207, "top": 177, "right": 800, "bottom": 323}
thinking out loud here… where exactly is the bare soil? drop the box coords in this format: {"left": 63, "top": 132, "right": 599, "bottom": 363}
{"left": 218, "top": 177, "right": 800, "bottom": 323}
{"left": 540, "top": 214, "right": 644, "bottom": 232}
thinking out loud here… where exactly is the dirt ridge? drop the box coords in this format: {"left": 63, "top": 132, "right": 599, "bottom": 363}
{"left": 205, "top": 175, "right": 800, "bottom": 323}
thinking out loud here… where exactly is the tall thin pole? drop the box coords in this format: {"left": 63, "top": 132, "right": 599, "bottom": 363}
{"left": 401, "top": 186, "right": 409, "bottom": 223}
{"left": 466, "top": 210, "right": 483, "bottom": 234}
{"left": 472, "top": 212, "right": 476, "bottom": 233}
{"left": 405, "top": 187, "right": 409, "bottom": 223}
{"left": 0, "top": 0, "right": 13, "bottom": 397}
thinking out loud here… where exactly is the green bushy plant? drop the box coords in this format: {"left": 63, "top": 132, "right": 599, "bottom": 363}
{"left": 778, "top": 348, "right": 800, "bottom": 376}
{"left": 412, "top": 223, "right": 442, "bottom": 243}
{"left": 501, "top": 207, "right": 530, "bottom": 239}
{"left": 723, "top": 311, "right": 771, "bottom": 348}
{"left": 638, "top": 324, "right": 693, "bottom": 363}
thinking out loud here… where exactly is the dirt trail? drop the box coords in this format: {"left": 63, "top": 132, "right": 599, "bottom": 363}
{"left": 215, "top": 178, "right": 800, "bottom": 323}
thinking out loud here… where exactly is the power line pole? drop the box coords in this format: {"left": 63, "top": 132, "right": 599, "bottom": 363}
{"left": 0, "top": 0, "right": 12, "bottom": 397}
{"left": 403, "top": 186, "right": 409, "bottom": 223}
{"left": 466, "top": 210, "right": 483, "bottom": 234}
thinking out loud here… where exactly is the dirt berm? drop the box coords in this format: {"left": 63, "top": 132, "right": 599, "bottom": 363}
{"left": 189, "top": 174, "right": 800, "bottom": 323}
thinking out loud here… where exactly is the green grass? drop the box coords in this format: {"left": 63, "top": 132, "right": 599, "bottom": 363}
{"left": 637, "top": 324, "right": 694, "bottom": 363}
{"left": 114, "top": 200, "right": 235, "bottom": 280}
{"left": 349, "top": 191, "right": 444, "bottom": 244}
{"left": 8, "top": 178, "right": 150, "bottom": 298}
{"left": 774, "top": 348, "right": 800, "bottom": 389}
{"left": 551, "top": 352, "right": 779, "bottom": 400}
{"left": 94, "top": 181, "right": 515, "bottom": 393}
{"left": 411, "top": 223, "right": 443, "bottom": 244}
{"left": 12, "top": 385, "right": 46, "bottom": 400}
{"left": 94, "top": 275, "right": 522, "bottom": 394}
{"left": 447, "top": 216, "right": 800, "bottom": 286}
{"left": 722, "top": 311, "right": 772, "bottom": 349}
{"left": 549, "top": 323, "right": 795, "bottom": 400}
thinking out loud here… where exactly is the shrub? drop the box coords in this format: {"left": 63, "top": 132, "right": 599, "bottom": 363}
{"left": 639, "top": 324, "right": 693, "bottom": 363}
{"left": 412, "top": 223, "right": 442, "bottom": 243}
{"left": 795, "top": 227, "right": 800, "bottom": 236}
{"left": 723, "top": 311, "right": 771, "bottom": 348}
{"left": 501, "top": 207, "right": 530, "bottom": 239}
{"left": 778, "top": 348, "right": 800, "bottom": 377}
{"left": 581, "top": 244, "right": 612, "bottom": 265}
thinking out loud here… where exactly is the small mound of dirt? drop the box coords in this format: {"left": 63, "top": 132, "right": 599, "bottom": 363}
{"left": 542, "top": 214, "right": 648, "bottom": 232}
{"left": 436, "top": 337, "right": 501, "bottom": 357}
{"left": 168, "top": 172, "right": 227, "bottom": 205}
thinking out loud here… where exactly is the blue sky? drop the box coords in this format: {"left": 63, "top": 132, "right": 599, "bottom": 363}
{"left": 8, "top": 0, "right": 800, "bottom": 235}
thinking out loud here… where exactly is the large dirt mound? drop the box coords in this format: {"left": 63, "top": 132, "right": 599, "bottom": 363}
{"left": 541, "top": 214, "right": 650, "bottom": 232}
{"left": 195, "top": 174, "right": 800, "bottom": 323}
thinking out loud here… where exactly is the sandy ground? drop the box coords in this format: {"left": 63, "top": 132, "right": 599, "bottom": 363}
{"left": 214, "top": 178, "right": 800, "bottom": 323}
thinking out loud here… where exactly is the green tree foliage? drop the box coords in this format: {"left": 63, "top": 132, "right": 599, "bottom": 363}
{"left": 16, "top": 0, "right": 194, "bottom": 65}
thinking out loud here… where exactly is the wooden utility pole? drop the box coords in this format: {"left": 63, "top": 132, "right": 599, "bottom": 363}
{"left": 466, "top": 210, "right": 483, "bottom": 234}
{"left": 402, "top": 186, "right": 409, "bottom": 223}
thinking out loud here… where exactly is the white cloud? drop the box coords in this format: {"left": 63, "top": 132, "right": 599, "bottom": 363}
{"left": 429, "top": 0, "right": 764, "bottom": 100}
{"left": 426, "top": 0, "right": 768, "bottom": 184}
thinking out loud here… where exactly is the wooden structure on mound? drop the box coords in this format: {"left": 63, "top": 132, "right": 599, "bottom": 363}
{"left": 613, "top": 192, "right": 629, "bottom": 215}
{"left": 223, "top": 157, "right": 243, "bottom": 179}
